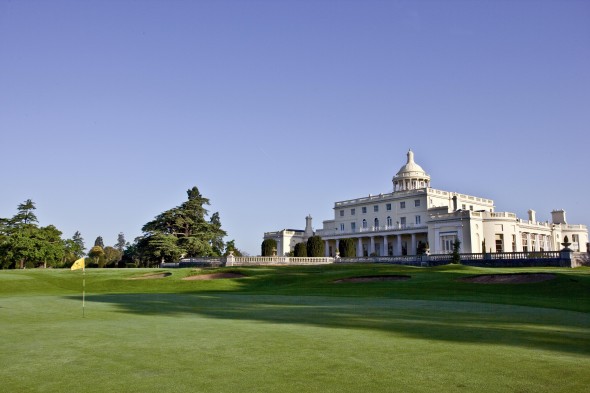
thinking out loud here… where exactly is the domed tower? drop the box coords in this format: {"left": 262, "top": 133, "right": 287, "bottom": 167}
{"left": 392, "top": 150, "right": 431, "bottom": 192}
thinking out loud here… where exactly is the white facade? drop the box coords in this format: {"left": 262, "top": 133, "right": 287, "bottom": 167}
{"left": 268, "top": 150, "right": 588, "bottom": 257}
{"left": 263, "top": 215, "right": 314, "bottom": 256}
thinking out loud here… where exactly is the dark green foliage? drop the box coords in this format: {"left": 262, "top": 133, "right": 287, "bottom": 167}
{"left": 294, "top": 242, "right": 307, "bottom": 257}
{"left": 88, "top": 245, "right": 106, "bottom": 268}
{"left": 0, "top": 200, "right": 70, "bottom": 269}
{"left": 224, "top": 240, "right": 243, "bottom": 257}
{"left": 417, "top": 241, "right": 428, "bottom": 255}
{"left": 452, "top": 240, "right": 461, "bottom": 264}
{"left": 132, "top": 186, "right": 227, "bottom": 265}
{"left": 307, "top": 236, "right": 324, "bottom": 257}
{"left": 115, "top": 233, "right": 127, "bottom": 253}
{"left": 94, "top": 236, "right": 104, "bottom": 248}
{"left": 103, "top": 246, "right": 122, "bottom": 267}
{"left": 338, "top": 238, "right": 356, "bottom": 257}
{"left": 261, "top": 238, "right": 277, "bottom": 256}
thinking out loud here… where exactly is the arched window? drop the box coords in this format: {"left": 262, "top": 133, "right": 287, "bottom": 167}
{"left": 387, "top": 216, "right": 392, "bottom": 227}
{"left": 362, "top": 219, "right": 367, "bottom": 229}
{"left": 374, "top": 218, "right": 379, "bottom": 228}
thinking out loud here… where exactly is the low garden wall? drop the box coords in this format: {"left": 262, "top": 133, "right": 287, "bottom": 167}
{"left": 161, "top": 250, "right": 583, "bottom": 268}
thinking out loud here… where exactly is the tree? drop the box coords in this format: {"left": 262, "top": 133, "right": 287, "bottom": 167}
{"left": 115, "top": 233, "right": 127, "bottom": 253}
{"left": 294, "top": 242, "right": 307, "bottom": 257}
{"left": 64, "top": 231, "right": 86, "bottom": 265}
{"left": 338, "top": 238, "right": 356, "bottom": 258}
{"left": 0, "top": 200, "right": 70, "bottom": 269}
{"left": 37, "top": 225, "right": 66, "bottom": 268}
{"left": 223, "top": 240, "right": 242, "bottom": 257}
{"left": 94, "top": 236, "right": 104, "bottom": 248}
{"left": 261, "top": 238, "right": 277, "bottom": 256}
{"left": 307, "top": 236, "right": 324, "bottom": 257}
{"left": 88, "top": 245, "right": 105, "bottom": 268}
{"left": 103, "top": 246, "right": 122, "bottom": 267}
{"left": 138, "top": 186, "right": 227, "bottom": 264}
{"left": 13, "top": 199, "right": 38, "bottom": 226}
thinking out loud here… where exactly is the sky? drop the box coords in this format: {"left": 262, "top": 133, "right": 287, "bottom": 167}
{"left": 1, "top": 0, "right": 588, "bottom": 256}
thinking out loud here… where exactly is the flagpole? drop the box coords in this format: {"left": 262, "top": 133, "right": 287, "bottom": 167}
{"left": 82, "top": 266, "right": 86, "bottom": 318}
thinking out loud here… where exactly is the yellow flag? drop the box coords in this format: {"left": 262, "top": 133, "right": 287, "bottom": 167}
{"left": 71, "top": 257, "right": 85, "bottom": 271}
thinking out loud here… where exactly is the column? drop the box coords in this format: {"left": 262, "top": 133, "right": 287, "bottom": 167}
{"left": 335, "top": 239, "right": 340, "bottom": 256}
{"left": 370, "top": 237, "right": 375, "bottom": 256}
{"left": 411, "top": 234, "right": 416, "bottom": 255}
{"left": 383, "top": 236, "right": 389, "bottom": 256}
{"left": 325, "top": 240, "right": 329, "bottom": 257}
{"left": 357, "top": 237, "right": 363, "bottom": 257}
{"left": 396, "top": 235, "right": 402, "bottom": 256}
{"left": 527, "top": 233, "right": 532, "bottom": 252}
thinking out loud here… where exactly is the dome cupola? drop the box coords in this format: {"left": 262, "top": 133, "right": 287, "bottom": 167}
{"left": 392, "top": 149, "right": 431, "bottom": 192}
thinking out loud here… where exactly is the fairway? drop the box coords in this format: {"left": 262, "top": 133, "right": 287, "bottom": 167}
{"left": 1, "top": 265, "right": 589, "bottom": 393}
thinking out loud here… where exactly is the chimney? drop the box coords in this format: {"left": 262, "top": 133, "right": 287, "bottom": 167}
{"left": 551, "top": 210, "right": 567, "bottom": 225}
{"left": 452, "top": 195, "right": 458, "bottom": 211}
{"left": 528, "top": 210, "right": 536, "bottom": 223}
{"left": 304, "top": 215, "right": 314, "bottom": 240}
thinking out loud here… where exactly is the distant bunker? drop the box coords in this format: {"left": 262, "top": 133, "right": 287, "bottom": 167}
{"left": 458, "top": 273, "right": 557, "bottom": 284}
{"left": 334, "top": 275, "right": 411, "bottom": 283}
{"left": 183, "top": 272, "right": 247, "bottom": 281}
{"left": 129, "top": 272, "right": 172, "bottom": 280}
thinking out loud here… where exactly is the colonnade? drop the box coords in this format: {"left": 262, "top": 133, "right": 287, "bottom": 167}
{"left": 324, "top": 232, "right": 428, "bottom": 257}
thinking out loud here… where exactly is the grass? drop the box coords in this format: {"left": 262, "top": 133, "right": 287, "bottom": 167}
{"left": 1, "top": 264, "right": 589, "bottom": 392}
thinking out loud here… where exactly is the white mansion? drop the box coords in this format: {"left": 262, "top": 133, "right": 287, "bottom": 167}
{"left": 264, "top": 150, "right": 588, "bottom": 257}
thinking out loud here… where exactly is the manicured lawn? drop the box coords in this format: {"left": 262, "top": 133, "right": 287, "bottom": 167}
{"left": 1, "top": 265, "right": 589, "bottom": 392}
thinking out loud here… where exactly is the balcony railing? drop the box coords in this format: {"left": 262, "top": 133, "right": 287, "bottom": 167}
{"left": 316, "top": 224, "right": 428, "bottom": 237}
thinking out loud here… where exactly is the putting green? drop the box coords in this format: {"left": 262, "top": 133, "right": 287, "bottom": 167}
{"left": 1, "top": 266, "right": 589, "bottom": 392}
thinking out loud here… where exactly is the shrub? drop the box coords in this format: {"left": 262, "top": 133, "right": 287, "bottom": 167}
{"left": 261, "top": 239, "right": 277, "bottom": 257}
{"left": 451, "top": 240, "right": 461, "bottom": 264}
{"left": 294, "top": 242, "right": 307, "bottom": 257}
{"left": 338, "top": 238, "right": 356, "bottom": 257}
{"left": 307, "top": 236, "right": 324, "bottom": 257}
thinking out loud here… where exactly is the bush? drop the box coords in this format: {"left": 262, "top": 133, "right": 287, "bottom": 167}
{"left": 261, "top": 239, "right": 277, "bottom": 257}
{"left": 307, "top": 236, "right": 324, "bottom": 257}
{"left": 294, "top": 242, "right": 307, "bottom": 257}
{"left": 451, "top": 240, "right": 461, "bottom": 264}
{"left": 338, "top": 238, "right": 356, "bottom": 257}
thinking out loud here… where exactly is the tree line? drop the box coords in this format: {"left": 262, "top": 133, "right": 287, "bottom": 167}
{"left": 0, "top": 186, "right": 243, "bottom": 269}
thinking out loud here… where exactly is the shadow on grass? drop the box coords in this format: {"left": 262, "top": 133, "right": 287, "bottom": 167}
{"left": 70, "top": 292, "right": 590, "bottom": 356}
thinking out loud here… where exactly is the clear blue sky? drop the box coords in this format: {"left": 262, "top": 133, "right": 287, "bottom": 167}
{"left": 1, "top": 0, "right": 588, "bottom": 255}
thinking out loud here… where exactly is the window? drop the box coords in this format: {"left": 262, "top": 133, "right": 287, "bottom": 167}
{"left": 386, "top": 203, "right": 392, "bottom": 211}
{"left": 441, "top": 233, "right": 457, "bottom": 253}
{"left": 415, "top": 199, "right": 420, "bottom": 207}
{"left": 373, "top": 205, "right": 379, "bottom": 212}
{"left": 400, "top": 201, "right": 406, "bottom": 209}
{"left": 512, "top": 235, "right": 517, "bottom": 251}
{"left": 340, "top": 223, "right": 345, "bottom": 231}
{"left": 362, "top": 219, "right": 367, "bottom": 229}
{"left": 374, "top": 218, "right": 379, "bottom": 227}
{"left": 522, "top": 233, "right": 528, "bottom": 252}
{"left": 351, "top": 208, "right": 355, "bottom": 215}
{"left": 469, "top": 205, "right": 473, "bottom": 211}
{"left": 362, "top": 207, "right": 367, "bottom": 214}
{"left": 415, "top": 215, "right": 421, "bottom": 225}
{"left": 351, "top": 222, "right": 356, "bottom": 232}
{"left": 462, "top": 204, "right": 466, "bottom": 210}
{"left": 387, "top": 216, "right": 392, "bottom": 227}
{"left": 495, "top": 234, "right": 504, "bottom": 253}
{"left": 400, "top": 217, "right": 406, "bottom": 226}
{"left": 339, "top": 210, "right": 344, "bottom": 217}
